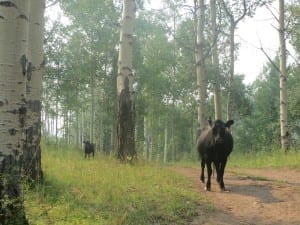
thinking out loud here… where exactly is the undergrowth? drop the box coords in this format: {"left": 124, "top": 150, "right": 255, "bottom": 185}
{"left": 24, "top": 145, "right": 201, "bottom": 225}
{"left": 175, "top": 148, "right": 300, "bottom": 170}
{"left": 229, "top": 149, "right": 300, "bottom": 169}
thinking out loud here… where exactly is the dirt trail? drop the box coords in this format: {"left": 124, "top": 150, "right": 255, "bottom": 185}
{"left": 174, "top": 167, "right": 300, "bottom": 225}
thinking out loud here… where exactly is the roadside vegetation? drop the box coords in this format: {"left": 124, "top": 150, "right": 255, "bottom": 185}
{"left": 175, "top": 147, "right": 300, "bottom": 170}
{"left": 229, "top": 149, "right": 300, "bottom": 169}
{"left": 24, "top": 145, "right": 202, "bottom": 225}
{"left": 24, "top": 144, "right": 300, "bottom": 224}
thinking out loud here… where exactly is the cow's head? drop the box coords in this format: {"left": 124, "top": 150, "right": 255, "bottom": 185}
{"left": 83, "top": 140, "right": 90, "bottom": 145}
{"left": 211, "top": 119, "right": 234, "bottom": 144}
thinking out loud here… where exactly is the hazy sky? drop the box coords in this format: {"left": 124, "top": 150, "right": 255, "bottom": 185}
{"left": 235, "top": 4, "right": 279, "bottom": 84}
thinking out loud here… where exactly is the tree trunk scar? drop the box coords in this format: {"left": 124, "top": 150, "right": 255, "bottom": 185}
{"left": 20, "top": 55, "right": 27, "bottom": 76}
{"left": 0, "top": 1, "right": 17, "bottom": 8}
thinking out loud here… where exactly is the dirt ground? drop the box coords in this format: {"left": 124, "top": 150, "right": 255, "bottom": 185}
{"left": 174, "top": 167, "right": 300, "bottom": 225}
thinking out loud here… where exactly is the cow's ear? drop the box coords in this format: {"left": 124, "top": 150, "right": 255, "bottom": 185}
{"left": 225, "top": 120, "right": 234, "bottom": 128}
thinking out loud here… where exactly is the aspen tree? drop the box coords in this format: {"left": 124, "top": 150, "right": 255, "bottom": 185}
{"left": 0, "top": 1, "right": 30, "bottom": 223}
{"left": 210, "top": 0, "right": 222, "bottom": 120}
{"left": 195, "top": 0, "right": 208, "bottom": 131}
{"left": 279, "top": 0, "right": 290, "bottom": 151}
{"left": 23, "top": 0, "right": 45, "bottom": 182}
{"left": 116, "top": 0, "right": 137, "bottom": 162}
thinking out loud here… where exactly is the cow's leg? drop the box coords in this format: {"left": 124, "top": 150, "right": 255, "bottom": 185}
{"left": 219, "top": 158, "right": 228, "bottom": 191}
{"left": 214, "top": 161, "right": 221, "bottom": 184}
{"left": 200, "top": 159, "right": 205, "bottom": 183}
{"left": 206, "top": 161, "right": 213, "bottom": 191}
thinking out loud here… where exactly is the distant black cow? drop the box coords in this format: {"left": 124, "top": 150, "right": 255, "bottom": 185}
{"left": 83, "top": 140, "right": 95, "bottom": 159}
{"left": 197, "top": 119, "right": 234, "bottom": 191}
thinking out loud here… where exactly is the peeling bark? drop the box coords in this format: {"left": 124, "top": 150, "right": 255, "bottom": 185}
{"left": 116, "top": 77, "right": 136, "bottom": 162}
{"left": 0, "top": 155, "right": 29, "bottom": 225}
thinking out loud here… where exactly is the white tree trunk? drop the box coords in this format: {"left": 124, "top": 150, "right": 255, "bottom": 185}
{"left": 227, "top": 22, "right": 235, "bottom": 121}
{"left": 279, "top": 0, "right": 290, "bottom": 151}
{"left": 55, "top": 98, "right": 59, "bottom": 144}
{"left": 117, "top": 0, "right": 135, "bottom": 96}
{"left": 23, "top": 0, "right": 45, "bottom": 182}
{"left": 163, "top": 122, "right": 168, "bottom": 164}
{"left": 0, "top": 1, "right": 30, "bottom": 223}
{"left": 81, "top": 109, "right": 85, "bottom": 146}
{"left": 221, "top": 0, "right": 247, "bottom": 121}
{"left": 195, "top": 0, "right": 208, "bottom": 131}
{"left": 143, "top": 116, "right": 149, "bottom": 160}
{"left": 116, "top": 0, "right": 136, "bottom": 162}
{"left": 210, "top": 0, "right": 222, "bottom": 120}
{"left": 149, "top": 135, "right": 153, "bottom": 162}
{"left": 76, "top": 110, "right": 80, "bottom": 147}
{"left": 90, "top": 73, "right": 95, "bottom": 143}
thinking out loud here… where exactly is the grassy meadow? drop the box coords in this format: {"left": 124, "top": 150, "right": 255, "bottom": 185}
{"left": 173, "top": 148, "right": 300, "bottom": 171}
{"left": 25, "top": 145, "right": 203, "bottom": 225}
{"left": 228, "top": 149, "right": 300, "bottom": 169}
{"left": 24, "top": 144, "right": 300, "bottom": 225}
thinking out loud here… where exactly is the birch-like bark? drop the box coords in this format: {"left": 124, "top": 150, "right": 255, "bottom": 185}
{"left": 227, "top": 22, "right": 235, "bottom": 120}
{"left": 221, "top": 0, "right": 247, "bottom": 121}
{"left": 23, "top": 0, "right": 45, "bottom": 182}
{"left": 76, "top": 110, "right": 80, "bottom": 147}
{"left": 143, "top": 116, "right": 149, "bottom": 160}
{"left": 0, "top": 1, "right": 30, "bottom": 223}
{"left": 90, "top": 72, "right": 95, "bottom": 143}
{"left": 279, "top": 0, "right": 290, "bottom": 151}
{"left": 210, "top": 0, "right": 222, "bottom": 120}
{"left": 195, "top": 0, "right": 208, "bottom": 131}
{"left": 116, "top": 0, "right": 136, "bottom": 162}
{"left": 163, "top": 122, "right": 168, "bottom": 164}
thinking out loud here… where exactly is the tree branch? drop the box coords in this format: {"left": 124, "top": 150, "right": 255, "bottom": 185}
{"left": 265, "top": 3, "right": 279, "bottom": 23}
{"left": 258, "top": 38, "right": 280, "bottom": 73}
{"left": 234, "top": 0, "right": 247, "bottom": 26}
{"left": 46, "top": 0, "right": 59, "bottom": 8}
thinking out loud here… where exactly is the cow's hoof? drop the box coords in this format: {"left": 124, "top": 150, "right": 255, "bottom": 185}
{"left": 221, "top": 187, "right": 230, "bottom": 192}
{"left": 204, "top": 187, "right": 211, "bottom": 191}
{"left": 200, "top": 177, "right": 205, "bottom": 183}
{"left": 205, "top": 186, "right": 211, "bottom": 191}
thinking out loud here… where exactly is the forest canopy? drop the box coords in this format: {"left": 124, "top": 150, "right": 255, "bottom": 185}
{"left": 43, "top": 0, "right": 300, "bottom": 161}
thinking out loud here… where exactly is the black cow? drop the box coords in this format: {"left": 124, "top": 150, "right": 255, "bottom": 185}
{"left": 197, "top": 119, "right": 234, "bottom": 191}
{"left": 83, "top": 140, "right": 95, "bottom": 159}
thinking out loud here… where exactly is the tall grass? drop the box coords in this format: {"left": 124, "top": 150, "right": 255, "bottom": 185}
{"left": 175, "top": 148, "right": 300, "bottom": 170}
{"left": 229, "top": 149, "right": 300, "bottom": 169}
{"left": 25, "top": 145, "right": 201, "bottom": 225}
